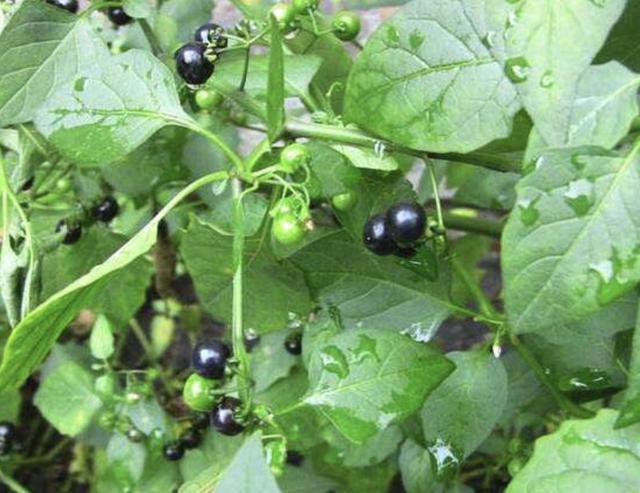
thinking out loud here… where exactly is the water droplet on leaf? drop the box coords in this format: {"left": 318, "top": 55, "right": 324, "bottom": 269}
{"left": 481, "top": 31, "right": 496, "bottom": 48}
{"left": 386, "top": 25, "right": 400, "bottom": 46}
{"left": 590, "top": 248, "right": 639, "bottom": 305}
{"left": 571, "top": 153, "right": 588, "bottom": 171}
{"left": 557, "top": 368, "right": 611, "bottom": 392}
{"left": 517, "top": 197, "right": 540, "bottom": 226}
{"left": 540, "top": 69, "right": 554, "bottom": 88}
{"left": 505, "top": 57, "right": 530, "bottom": 83}
{"left": 563, "top": 178, "right": 594, "bottom": 217}
{"left": 320, "top": 346, "right": 349, "bottom": 379}
{"left": 409, "top": 30, "right": 425, "bottom": 51}
{"left": 428, "top": 439, "right": 460, "bottom": 481}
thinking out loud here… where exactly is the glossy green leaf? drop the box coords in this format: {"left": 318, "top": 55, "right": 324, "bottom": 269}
{"left": 345, "top": 0, "right": 520, "bottom": 153}
{"left": 267, "top": 17, "right": 285, "bottom": 142}
{"left": 35, "top": 49, "right": 191, "bottom": 165}
{"left": 180, "top": 219, "right": 311, "bottom": 334}
{"left": 34, "top": 361, "right": 102, "bottom": 436}
{"left": 291, "top": 230, "right": 454, "bottom": 341}
{"left": 616, "top": 301, "right": 640, "bottom": 428}
{"left": 503, "top": 0, "right": 626, "bottom": 145}
{"left": 303, "top": 329, "right": 454, "bottom": 443}
{"left": 278, "top": 464, "right": 339, "bottom": 493}
{"left": 325, "top": 425, "right": 403, "bottom": 468}
{"left": 421, "top": 350, "right": 507, "bottom": 458}
{"left": 595, "top": 0, "right": 640, "bottom": 72}
{"left": 107, "top": 434, "right": 146, "bottom": 483}
{"left": 399, "top": 439, "right": 439, "bottom": 493}
{"left": 179, "top": 432, "right": 244, "bottom": 488}
{"left": 0, "top": 0, "right": 109, "bottom": 126}
{"left": 506, "top": 409, "right": 640, "bottom": 493}
{"left": 503, "top": 144, "right": 640, "bottom": 336}
{"left": 0, "top": 388, "right": 20, "bottom": 422}
{"left": 0, "top": 171, "right": 227, "bottom": 392}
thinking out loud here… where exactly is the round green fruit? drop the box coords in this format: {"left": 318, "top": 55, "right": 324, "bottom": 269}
{"left": 279, "top": 143, "right": 311, "bottom": 174}
{"left": 273, "top": 213, "right": 305, "bottom": 246}
{"left": 183, "top": 373, "right": 218, "bottom": 412}
{"left": 331, "top": 191, "right": 358, "bottom": 211}
{"left": 332, "top": 11, "right": 361, "bottom": 41}
{"left": 195, "top": 89, "right": 223, "bottom": 110}
{"left": 270, "top": 3, "right": 296, "bottom": 31}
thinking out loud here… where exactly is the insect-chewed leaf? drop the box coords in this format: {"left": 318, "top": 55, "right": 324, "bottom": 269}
{"left": 35, "top": 49, "right": 191, "bottom": 165}
{"left": 304, "top": 329, "right": 454, "bottom": 443}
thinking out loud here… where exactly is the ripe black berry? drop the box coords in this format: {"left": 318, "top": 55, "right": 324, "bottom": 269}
{"left": 163, "top": 441, "right": 185, "bottom": 461}
{"left": 46, "top": 0, "right": 78, "bottom": 13}
{"left": 194, "top": 23, "right": 228, "bottom": 49}
{"left": 175, "top": 43, "right": 214, "bottom": 85}
{"left": 179, "top": 428, "right": 202, "bottom": 449}
{"left": 363, "top": 214, "right": 397, "bottom": 255}
{"left": 211, "top": 397, "right": 245, "bottom": 436}
{"left": 93, "top": 196, "right": 119, "bottom": 223}
{"left": 191, "top": 412, "right": 210, "bottom": 431}
{"left": 20, "top": 176, "right": 34, "bottom": 191}
{"left": 284, "top": 332, "right": 302, "bottom": 355}
{"left": 56, "top": 220, "right": 82, "bottom": 245}
{"left": 385, "top": 202, "right": 426, "bottom": 244}
{"left": 107, "top": 7, "right": 133, "bottom": 26}
{"left": 192, "top": 340, "right": 231, "bottom": 379}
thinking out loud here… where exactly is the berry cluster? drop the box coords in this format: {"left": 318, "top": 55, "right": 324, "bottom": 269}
{"left": 363, "top": 202, "right": 426, "bottom": 257}
{"left": 55, "top": 195, "right": 119, "bottom": 246}
{"left": 175, "top": 23, "right": 228, "bottom": 85}
{"left": 0, "top": 422, "right": 18, "bottom": 457}
{"left": 269, "top": 1, "right": 360, "bottom": 42}
{"left": 45, "top": 0, "right": 134, "bottom": 27}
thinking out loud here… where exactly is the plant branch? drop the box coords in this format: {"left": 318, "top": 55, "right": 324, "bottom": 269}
{"left": 510, "top": 333, "right": 594, "bottom": 419}
{"left": 0, "top": 469, "right": 31, "bottom": 493}
{"left": 139, "top": 19, "right": 163, "bottom": 57}
{"left": 451, "top": 257, "right": 499, "bottom": 320}
{"left": 439, "top": 211, "right": 503, "bottom": 239}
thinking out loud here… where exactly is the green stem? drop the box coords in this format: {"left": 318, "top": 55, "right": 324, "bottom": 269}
{"left": 231, "top": 178, "right": 251, "bottom": 409}
{"left": 239, "top": 48, "right": 251, "bottom": 92}
{"left": 440, "top": 211, "right": 503, "bottom": 239}
{"left": 425, "top": 158, "right": 444, "bottom": 231}
{"left": 510, "top": 334, "right": 594, "bottom": 419}
{"left": 183, "top": 121, "right": 245, "bottom": 174}
{"left": 139, "top": 19, "right": 163, "bottom": 57}
{"left": 450, "top": 257, "right": 499, "bottom": 320}
{"left": 283, "top": 120, "right": 520, "bottom": 172}
{"left": 0, "top": 469, "right": 31, "bottom": 493}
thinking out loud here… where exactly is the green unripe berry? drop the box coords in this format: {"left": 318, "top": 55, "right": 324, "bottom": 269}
{"left": 95, "top": 373, "right": 117, "bottom": 400}
{"left": 195, "top": 89, "right": 224, "bottom": 110}
{"left": 56, "top": 177, "right": 72, "bottom": 193}
{"left": 279, "top": 143, "right": 311, "bottom": 173}
{"left": 332, "top": 11, "right": 361, "bottom": 41}
{"left": 270, "top": 3, "right": 296, "bottom": 32}
{"left": 292, "top": 0, "right": 318, "bottom": 15}
{"left": 98, "top": 411, "right": 117, "bottom": 430}
{"left": 331, "top": 191, "right": 358, "bottom": 211}
{"left": 273, "top": 213, "right": 305, "bottom": 246}
{"left": 182, "top": 373, "right": 218, "bottom": 412}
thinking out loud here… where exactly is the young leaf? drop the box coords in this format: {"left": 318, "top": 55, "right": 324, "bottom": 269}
{"left": 0, "top": 0, "right": 110, "bottom": 126}
{"left": 180, "top": 219, "right": 311, "bottom": 334}
{"left": 345, "top": 0, "right": 520, "bottom": 153}
{"left": 291, "top": 230, "right": 454, "bottom": 341}
{"left": 616, "top": 301, "right": 640, "bottom": 428}
{"left": 303, "top": 329, "right": 455, "bottom": 443}
{"left": 33, "top": 361, "right": 102, "bottom": 437}
{"left": 502, "top": 143, "right": 640, "bottom": 336}
{"left": 0, "top": 171, "right": 227, "bottom": 392}
{"left": 266, "top": 17, "right": 285, "bottom": 142}
{"left": 506, "top": 409, "right": 640, "bottom": 493}
{"left": 503, "top": 0, "right": 626, "bottom": 145}
{"left": 35, "top": 50, "right": 191, "bottom": 165}
{"left": 420, "top": 350, "right": 507, "bottom": 458}
{"left": 89, "top": 315, "right": 115, "bottom": 361}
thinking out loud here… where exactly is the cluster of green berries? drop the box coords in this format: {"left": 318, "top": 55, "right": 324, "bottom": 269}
{"left": 0, "top": 422, "right": 19, "bottom": 457}
{"left": 175, "top": 23, "right": 229, "bottom": 85}
{"left": 55, "top": 196, "right": 119, "bottom": 245}
{"left": 363, "top": 202, "right": 427, "bottom": 257}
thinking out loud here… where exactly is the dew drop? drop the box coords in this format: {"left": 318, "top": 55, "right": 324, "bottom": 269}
{"left": 563, "top": 178, "right": 594, "bottom": 217}
{"left": 517, "top": 197, "right": 540, "bottom": 226}
{"left": 409, "top": 30, "right": 425, "bottom": 51}
{"left": 504, "top": 56, "right": 530, "bottom": 83}
{"left": 590, "top": 248, "right": 639, "bottom": 305}
{"left": 571, "top": 153, "right": 588, "bottom": 171}
{"left": 352, "top": 334, "right": 379, "bottom": 363}
{"left": 540, "top": 69, "right": 554, "bottom": 88}
{"left": 74, "top": 77, "right": 87, "bottom": 92}
{"left": 320, "top": 346, "right": 349, "bottom": 379}
{"left": 481, "top": 31, "right": 496, "bottom": 49}
{"left": 556, "top": 368, "right": 611, "bottom": 392}
{"left": 386, "top": 25, "right": 400, "bottom": 46}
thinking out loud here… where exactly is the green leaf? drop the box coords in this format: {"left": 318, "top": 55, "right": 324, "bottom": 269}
{"left": 616, "top": 301, "right": 640, "bottom": 428}
{"left": 332, "top": 144, "right": 399, "bottom": 171}
{"left": 267, "top": 17, "right": 285, "bottom": 142}
{"left": 345, "top": 0, "right": 520, "bottom": 153}
{"left": 324, "top": 424, "right": 403, "bottom": 468}
{"left": 107, "top": 434, "right": 146, "bottom": 484}
{"left": 35, "top": 49, "right": 191, "bottom": 165}
{"left": 123, "top": 0, "right": 154, "bottom": 18}
{"left": 503, "top": 0, "right": 626, "bottom": 145}
{"left": 0, "top": 171, "right": 227, "bottom": 392}
{"left": 506, "top": 409, "right": 640, "bottom": 493}
{"left": 34, "top": 361, "right": 102, "bottom": 436}
{"left": 0, "top": 388, "right": 20, "bottom": 422}
{"left": 446, "top": 164, "right": 519, "bottom": 211}
{"left": 180, "top": 219, "right": 311, "bottom": 334}
{"left": 278, "top": 464, "right": 339, "bottom": 493}
{"left": 595, "top": 0, "right": 640, "bottom": 72}
{"left": 251, "top": 329, "right": 300, "bottom": 393}
{"left": 157, "top": 0, "right": 215, "bottom": 46}
{"left": 399, "top": 439, "right": 439, "bottom": 493}
{"left": 291, "top": 230, "right": 454, "bottom": 341}
{"left": 303, "top": 329, "right": 454, "bottom": 443}
{"left": 90, "top": 315, "right": 115, "bottom": 360}
{"left": 421, "top": 350, "right": 507, "bottom": 458}
{"left": 0, "top": 0, "right": 110, "bottom": 126}
{"left": 179, "top": 432, "right": 244, "bottom": 487}
{"left": 503, "top": 144, "right": 640, "bottom": 336}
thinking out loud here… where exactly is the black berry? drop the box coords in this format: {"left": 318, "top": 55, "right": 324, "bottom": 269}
{"left": 192, "top": 340, "right": 231, "bottom": 379}
{"left": 56, "top": 220, "right": 82, "bottom": 245}
{"left": 20, "top": 176, "right": 34, "bottom": 191}
{"left": 284, "top": 332, "right": 302, "bottom": 355}
{"left": 107, "top": 7, "right": 133, "bottom": 26}
{"left": 46, "top": 0, "right": 78, "bottom": 13}
{"left": 163, "top": 441, "right": 185, "bottom": 461}
{"left": 286, "top": 450, "right": 305, "bottom": 466}
{"left": 211, "top": 397, "right": 245, "bottom": 436}
{"left": 395, "top": 246, "right": 417, "bottom": 258}
{"left": 175, "top": 43, "right": 214, "bottom": 85}
{"left": 363, "top": 214, "right": 397, "bottom": 255}
{"left": 179, "top": 428, "right": 202, "bottom": 449}
{"left": 385, "top": 202, "right": 426, "bottom": 244}
{"left": 244, "top": 329, "right": 261, "bottom": 352}
{"left": 93, "top": 196, "right": 119, "bottom": 223}
{"left": 191, "top": 412, "right": 210, "bottom": 431}
{"left": 194, "top": 23, "right": 228, "bottom": 49}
